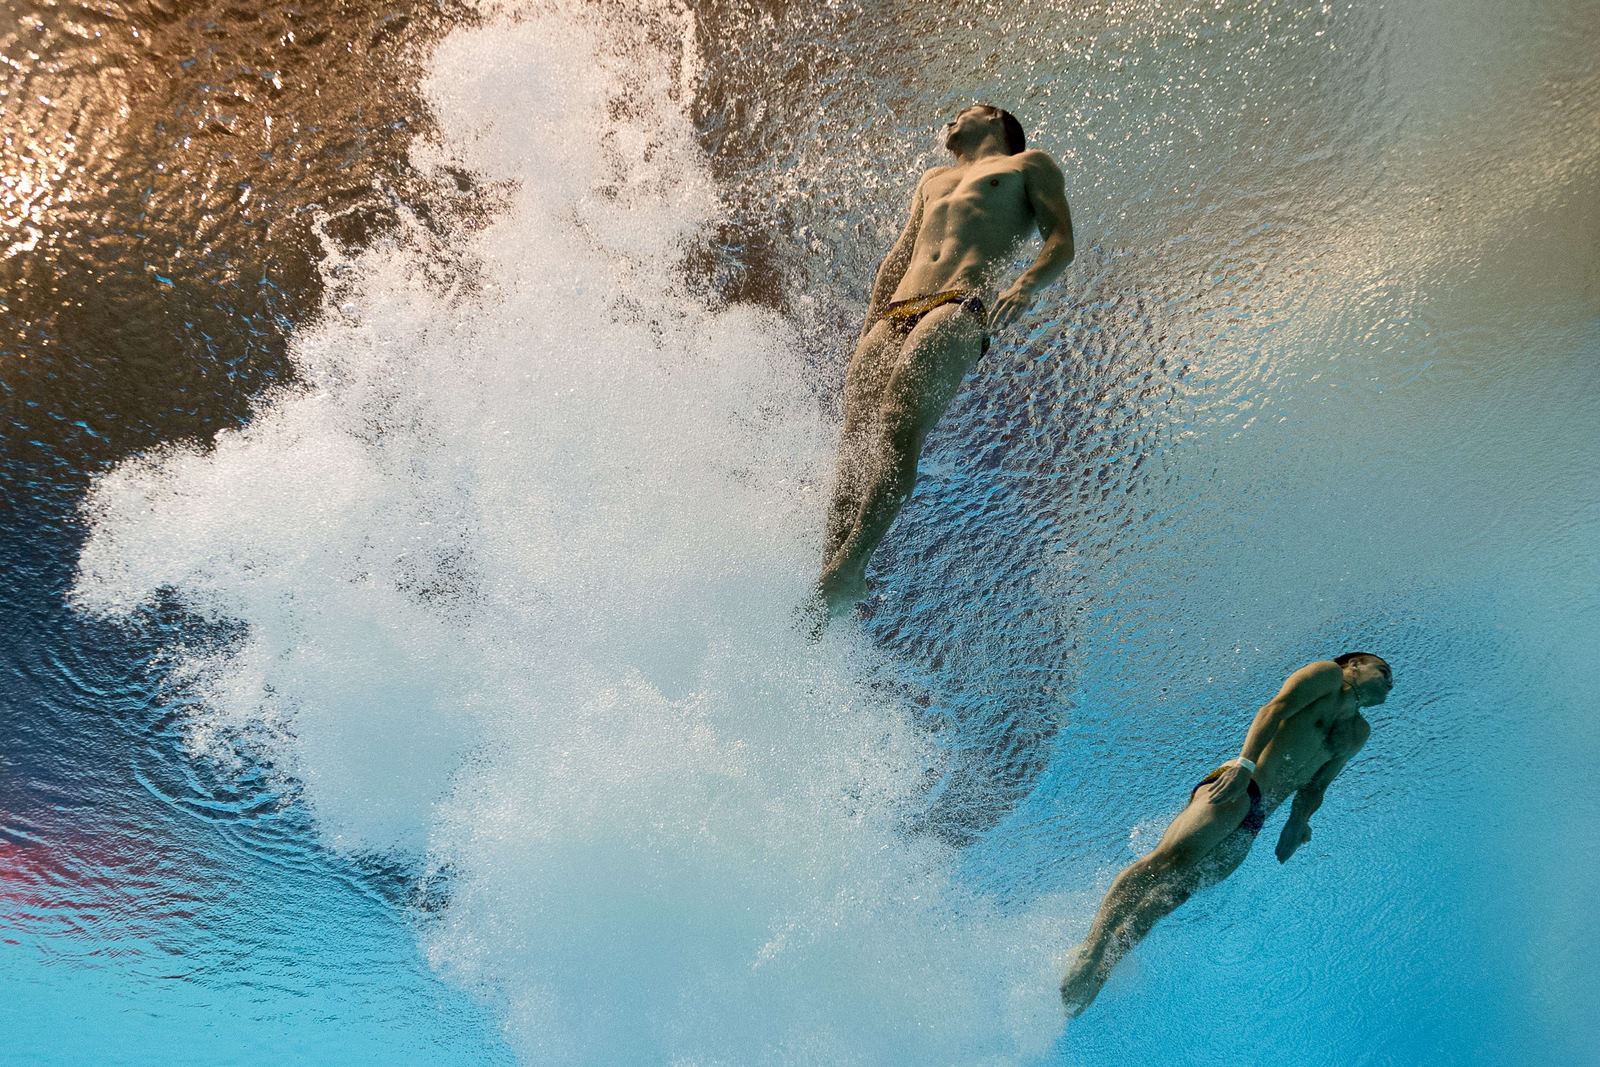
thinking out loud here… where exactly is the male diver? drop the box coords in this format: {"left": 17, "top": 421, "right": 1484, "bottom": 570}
{"left": 815, "top": 105, "right": 1075, "bottom": 620}
{"left": 1059, "top": 652, "right": 1392, "bottom": 1016}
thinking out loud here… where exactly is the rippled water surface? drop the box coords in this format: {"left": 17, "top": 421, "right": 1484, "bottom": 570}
{"left": 4, "top": 1, "right": 1598, "bottom": 1064}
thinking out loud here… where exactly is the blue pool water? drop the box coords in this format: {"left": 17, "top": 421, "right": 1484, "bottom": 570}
{"left": 1, "top": 502, "right": 513, "bottom": 1064}
{"left": 4, "top": 0, "right": 1598, "bottom": 1064}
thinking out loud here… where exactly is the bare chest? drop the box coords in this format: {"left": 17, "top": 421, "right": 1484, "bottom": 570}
{"left": 1262, "top": 702, "right": 1349, "bottom": 788}
{"left": 921, "top": 165, "right": 1031, "bottom": 236}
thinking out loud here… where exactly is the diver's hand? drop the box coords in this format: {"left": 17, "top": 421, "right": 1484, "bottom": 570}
{"left": 1276, "top": 818, "right": 1311, "bottom": 863}
{"left": 989, "top": 282, "right": 1039, "bottom": 332}
{"left": 1205, "top": 761, "right": 1250, "bottom": 805}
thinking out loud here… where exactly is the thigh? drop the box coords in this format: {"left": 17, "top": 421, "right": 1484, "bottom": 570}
{"left": 1194, "top": 825, "right": 1255, "bottom": 887}
{"left": 880, "top": 303, "right": 985, "bottom": 435}
{"left": 1150, "top": 784, "right": 1253, "bottom": 869}
{"left": 841, "top": 320, "right": 900, "bottom": 433}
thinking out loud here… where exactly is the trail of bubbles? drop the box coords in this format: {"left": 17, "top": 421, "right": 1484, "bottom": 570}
{"left": 74, "top": 2, "right": 1072, "bottom": 1062}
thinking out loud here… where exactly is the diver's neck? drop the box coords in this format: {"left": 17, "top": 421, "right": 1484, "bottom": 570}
{"left": 950, "top": 141, "right": 1008, "bottom": 166}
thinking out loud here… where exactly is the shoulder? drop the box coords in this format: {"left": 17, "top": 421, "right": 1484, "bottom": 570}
{"left": 1291, "top": 659, "right": 1344, "bottom": 689}
{"left": 1015, "top": 149, "right": 1064, "bottom": 176}
{"left": 1271, "top": 659, "right": 1343, "bottom": 708}
{"left": 909, "top": 166, "right": 949, "bottom": 202}
{"left": 1015, "top": 151, "right": 1066, "bottom": 204}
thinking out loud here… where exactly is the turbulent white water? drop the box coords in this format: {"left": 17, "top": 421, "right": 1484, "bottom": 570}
{"left": 73, "top": 2, "right": 1071, "bottom": 1062}
{"left": 68, "top": 0, "right": 1600, "bottom": 1061}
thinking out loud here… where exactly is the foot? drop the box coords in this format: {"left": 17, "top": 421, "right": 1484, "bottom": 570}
{"left": 1059, "top": 945, "right": 1107, "bottom": 1019}
{"left": 817, "top": 562, "right": 869, "bottom": 620}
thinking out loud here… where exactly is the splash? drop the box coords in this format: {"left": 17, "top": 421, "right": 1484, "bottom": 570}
{"left": 73, "top": 2, "right": 1069, "bottom": 1061}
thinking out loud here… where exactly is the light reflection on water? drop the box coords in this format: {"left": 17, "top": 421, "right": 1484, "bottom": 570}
{"left": 2, "top": 1, "right": 512, "bottom": 1061}
{"left": 1, "top": 501, "right": 514, "bottom": 1063}
{"left": 5, "top": 0, "right": 1600, "bottom": 1064}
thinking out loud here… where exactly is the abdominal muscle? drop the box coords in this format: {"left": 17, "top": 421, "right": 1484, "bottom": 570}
{"left": 1254, "top": 707, "right": 1341, "bottom": 806}
{"left": 892, "top": 248, "right": 993, "bottom": 302}
{"left": 893, "top": 187, "right": 1030, "bottom": 302}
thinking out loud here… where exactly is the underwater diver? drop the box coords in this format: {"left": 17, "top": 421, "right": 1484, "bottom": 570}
{"left": 1059, "top": 652, "right": 1391, "bottom": 1016}
{"left": 814, "top": 104, "right": 1075, "bottom": 622}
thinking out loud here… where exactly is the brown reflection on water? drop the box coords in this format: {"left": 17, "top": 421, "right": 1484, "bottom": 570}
{"left": 0, "top": 0, "right": 477, "bottom": 500}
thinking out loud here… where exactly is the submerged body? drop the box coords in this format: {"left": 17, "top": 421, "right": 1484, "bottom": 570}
{"left": 816, "top": 106, "right": 1075, "bottom": 620}
{"left": 1059, "top": 654, "right": 1393, "bottom": 1016}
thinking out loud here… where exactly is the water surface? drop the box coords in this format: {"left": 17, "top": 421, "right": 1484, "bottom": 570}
{"left": 5, "top": 1, "right": 1599, "bottom": 1064}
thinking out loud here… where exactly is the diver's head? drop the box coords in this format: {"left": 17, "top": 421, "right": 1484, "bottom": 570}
{"left": 943, "top": 104, "right": 1025, "bottom": 157}
{"left": 1335, "top": 651, "right": 1392, "bottom": 707}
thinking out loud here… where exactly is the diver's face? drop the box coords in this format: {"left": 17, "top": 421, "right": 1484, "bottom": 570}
{"left": 1349, "top": 659, "right": 1393, "bottom": 706}
{"left": 943, "top": 106, "right": 993, "bottom": 148}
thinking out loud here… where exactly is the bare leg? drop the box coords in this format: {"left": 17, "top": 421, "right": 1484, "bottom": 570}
{"left": 821, "top": 321, "right": 898, "bottom": 566}
{"left": 1060, "top": 787, "right": 1254, "bottom": 1017}
{"left": 819, "top": 305, "right": 983, "bottom": 615}
{"left": 1102, "top": 841, "right": 1243, "bottom": 961}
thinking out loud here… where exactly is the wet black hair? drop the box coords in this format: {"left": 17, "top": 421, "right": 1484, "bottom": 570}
{"left": 1334, "top": 651, "right": 1392, "bottom": 685}
{"left": 978, "top": 104, "right": 1026, "bottom": 154}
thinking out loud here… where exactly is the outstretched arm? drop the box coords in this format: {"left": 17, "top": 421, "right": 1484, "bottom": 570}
{"left": 1206, "top": 660, "right": 1343, "bottom": 803}
{"left": 992, "top": 150, "right": 1074, "bottom": 330}
{"left": 860, "top": 171, "right": 933, "bottom": 335}
{"left": 1276, "top": 717, "right": 1369, "bottom": 863}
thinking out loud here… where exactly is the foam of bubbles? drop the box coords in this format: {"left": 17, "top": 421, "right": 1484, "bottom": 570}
{"left": 74, "top": 2, "right": 1070, "bottom": 1061}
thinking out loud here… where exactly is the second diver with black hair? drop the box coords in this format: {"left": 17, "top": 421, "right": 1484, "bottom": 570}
{"left": 1059, "top": 653, "right": 1392, "bottom": 1016}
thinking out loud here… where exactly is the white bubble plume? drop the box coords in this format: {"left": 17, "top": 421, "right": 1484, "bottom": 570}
{"left": 73, "top": 1, "right": 1070, "bottom": 1063}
